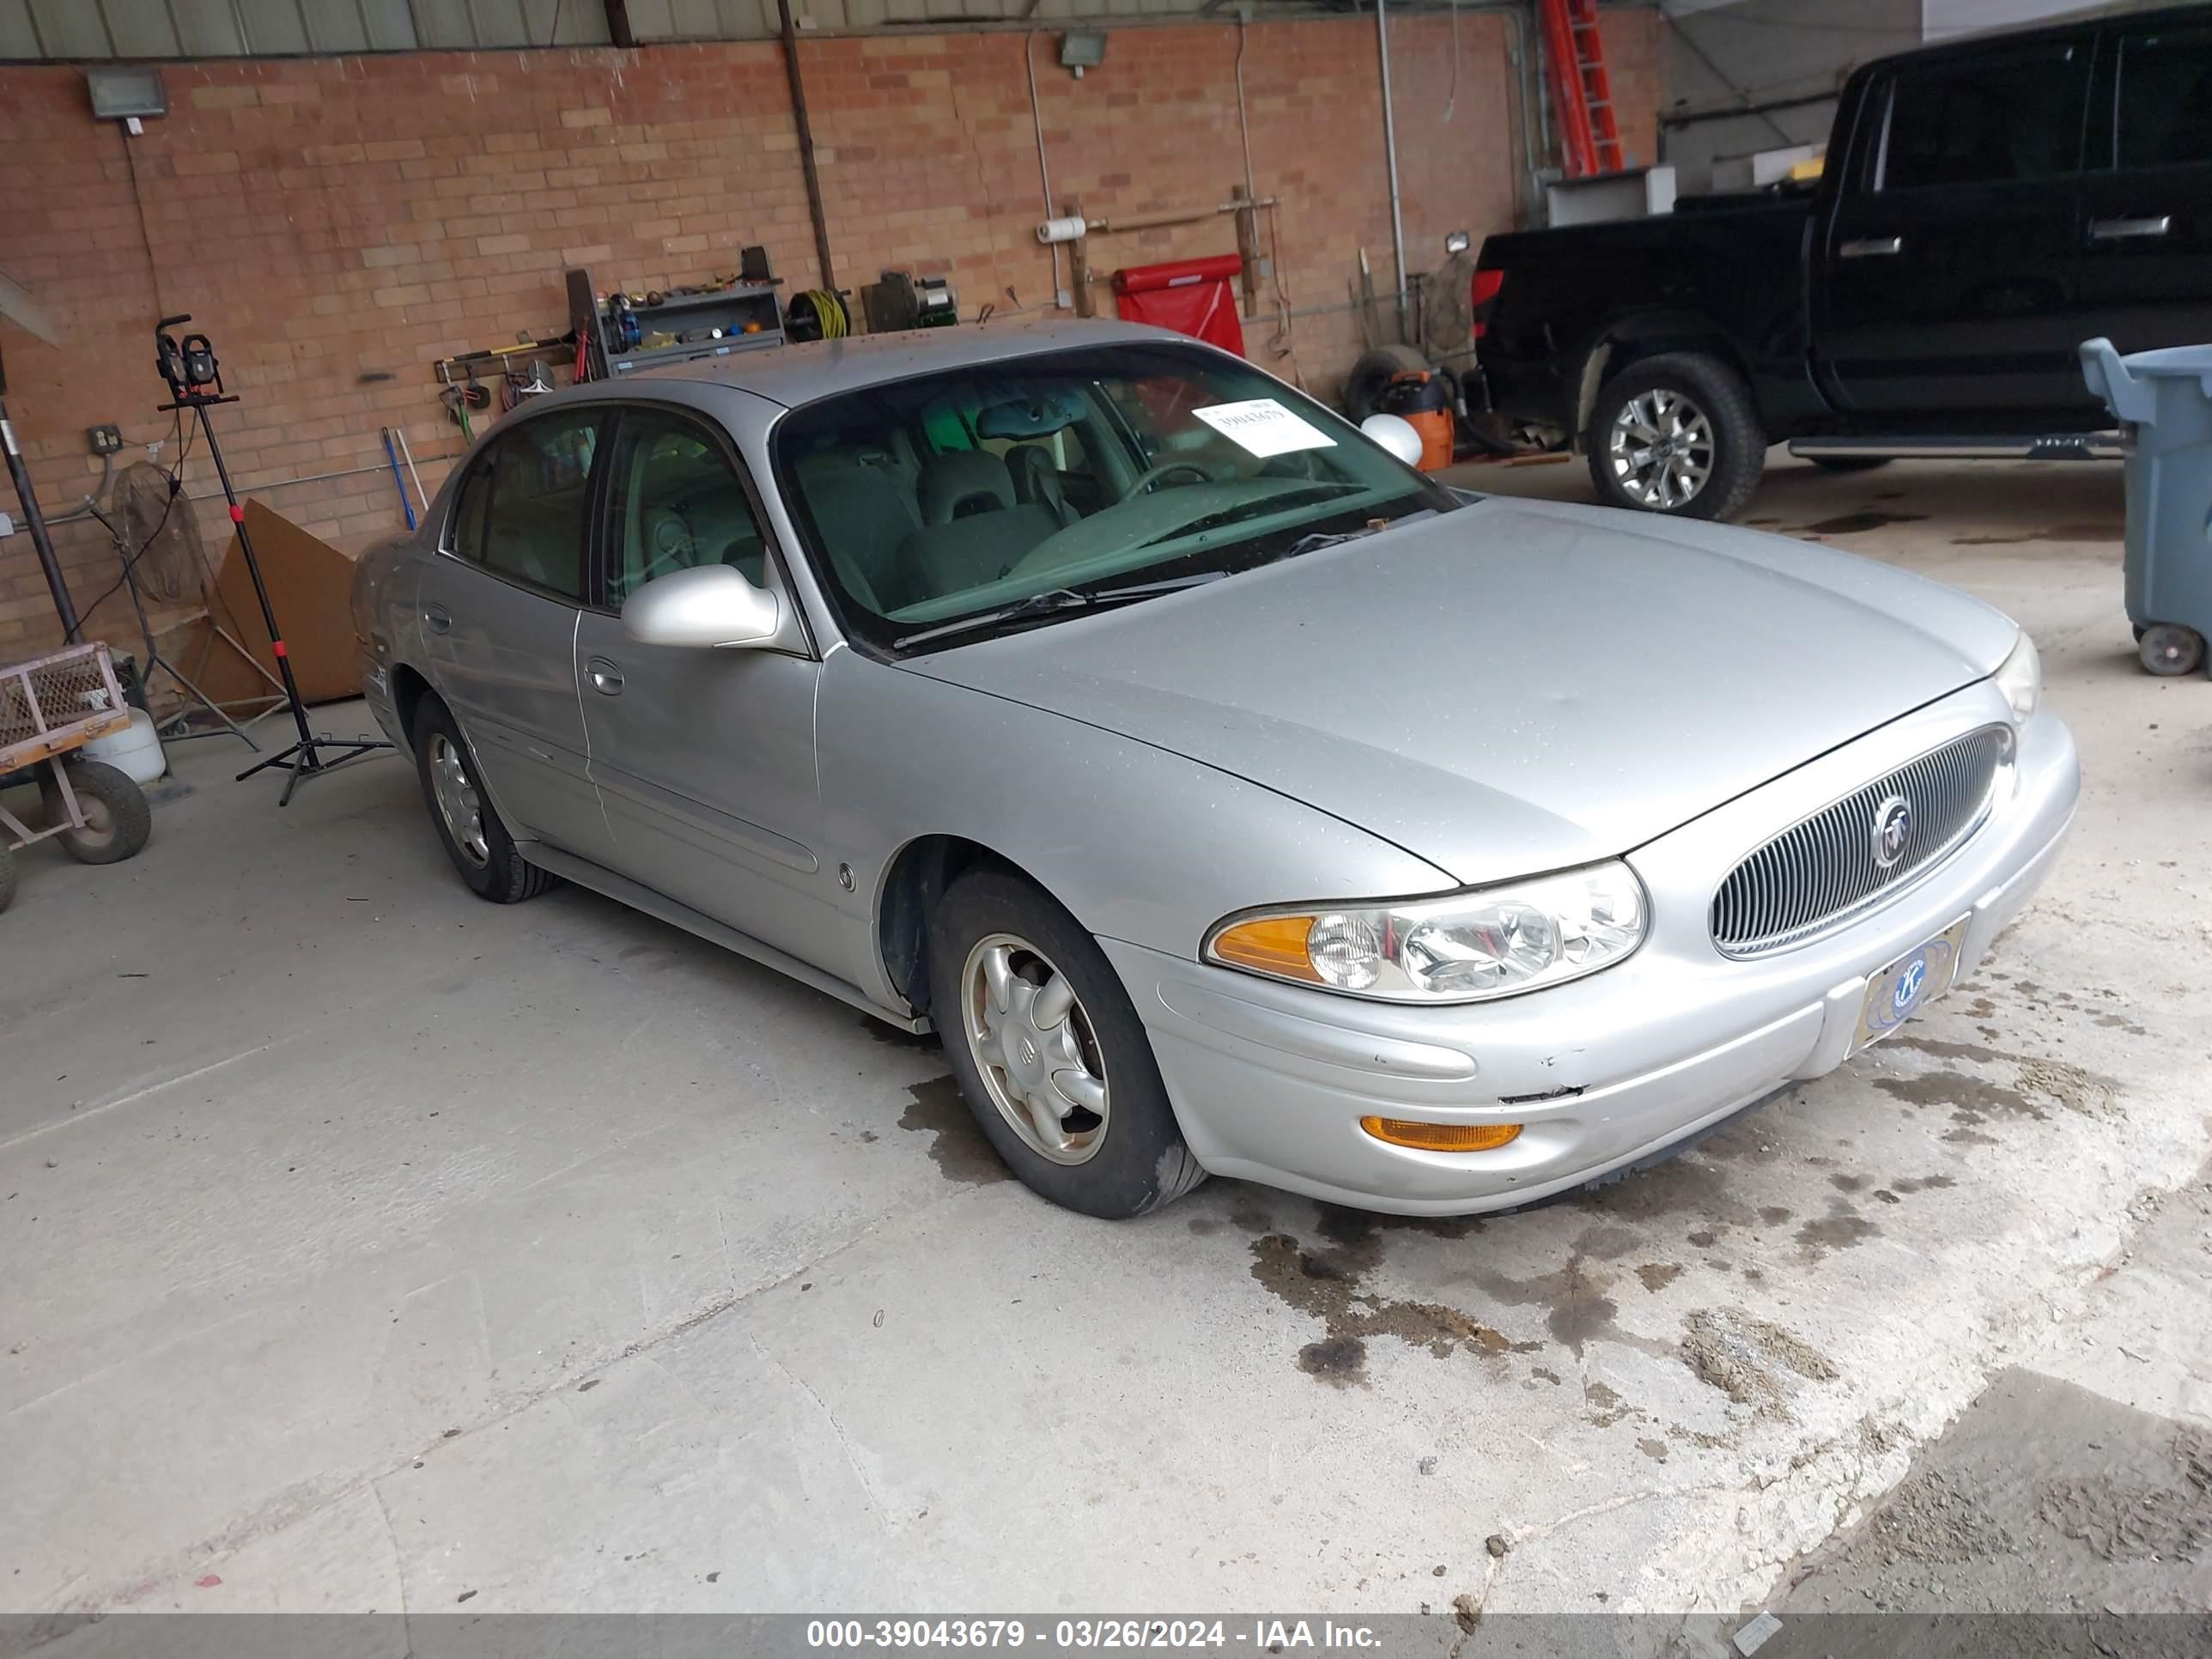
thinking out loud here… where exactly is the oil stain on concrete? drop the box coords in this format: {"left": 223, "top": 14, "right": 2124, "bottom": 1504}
{"left": 897, "top": 1074, "right": 1011, "bottom": 1186}
{"left": 1244, "top": 1206, "right": 1520, "bottom": 1388}
{"left": 1802, "top": 510, "right": 1930, "bottom": 536}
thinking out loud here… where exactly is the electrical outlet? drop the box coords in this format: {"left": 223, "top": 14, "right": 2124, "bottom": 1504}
{"left": 88, "top": 423, "right": 122, "bottom": 455}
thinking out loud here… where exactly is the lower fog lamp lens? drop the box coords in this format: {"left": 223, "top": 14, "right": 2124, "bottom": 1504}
{"left": 1359, "top": 1116, "right": 1522, "bottom": 1152}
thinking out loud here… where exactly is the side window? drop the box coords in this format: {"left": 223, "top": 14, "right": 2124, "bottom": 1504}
{"left": 2112, "top": 25, "right": 2212, "bottom": 172}
{"left": 1878, "top": 46, "right": 2089, "bottom": 191}
{"left": 448, "top": 453, "right": 493, "bottom": 564}
{"left": 453, "top": 410, "right": 600, "bottom": 601}
{"left": 605, "top": 410, "right": 769, "bottom": 608}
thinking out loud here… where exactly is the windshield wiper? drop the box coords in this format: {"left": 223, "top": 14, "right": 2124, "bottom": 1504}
{"left": 1139, "top": 483, "right": 1364, "bottom": 547}
{"left": 891, "top": 573, "right": 1222, "bottom": 651}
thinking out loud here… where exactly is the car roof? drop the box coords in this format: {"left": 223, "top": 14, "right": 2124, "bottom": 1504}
{"left": 620, "top": 316, "right": 1193, "bottom": 409}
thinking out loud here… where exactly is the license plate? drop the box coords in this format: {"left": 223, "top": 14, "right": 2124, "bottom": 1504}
{"left": 1854, "top": 916, "right": 1971, "bottom": 1052}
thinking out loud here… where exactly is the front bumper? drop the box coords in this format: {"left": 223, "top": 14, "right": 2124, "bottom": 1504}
{"left": 1103, "top": 687, "right": 2080, "bottom": 1216}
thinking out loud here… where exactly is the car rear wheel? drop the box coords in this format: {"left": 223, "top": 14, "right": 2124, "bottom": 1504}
{"left": 410, "top": 695, "right": 555, "bottom": 903}
{"left": 1588, "top": 351, "right": 1765, "bottom": 522}
{"left": 928, "top": 867, "right": 1205, "bottom": 1218}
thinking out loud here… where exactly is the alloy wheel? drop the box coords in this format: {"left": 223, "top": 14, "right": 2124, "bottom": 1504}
{"left": 960, "top": 932, "right": 1110, "bottom": 1166}
{"left": 1607, "top": 387, "right": 1716, "bottom": 510}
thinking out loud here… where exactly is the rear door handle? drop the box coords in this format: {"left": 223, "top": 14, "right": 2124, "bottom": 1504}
{"left": 586, "top": 656, "right": 624, "bottom": 696}
{"left": 422, "top": 603, "right": 452, "bottom": 634}
{"left": 1839, "top": 235, "right": 1903, "bottom": 258}
{"left": 2090, "top": 215, "right": 2172, "bottom": 241}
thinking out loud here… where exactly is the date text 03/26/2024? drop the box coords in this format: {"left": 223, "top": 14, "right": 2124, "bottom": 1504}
{"left": 805, "top": 1620, "right": 1385, "bottom": 1651}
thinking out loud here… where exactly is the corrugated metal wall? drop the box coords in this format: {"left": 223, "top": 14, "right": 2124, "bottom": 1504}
{"left": 0, "top": 0, "right": 1217, "bottom": 56}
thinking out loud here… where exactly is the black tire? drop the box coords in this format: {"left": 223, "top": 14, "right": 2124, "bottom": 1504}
{"left": 0, "top": 840, "right": 15, "bottom": 914}
{"left": 1344, "top": 343, "right": 1432, "bottom": 424}
{"left": 2139, "top": 623, "right": 2205, "bottom": 678}
{"left": 410, "top": 695, "right": 556, "bottom": 903}
{"left": 1586, "top": 351, "right": 1765, "bottom": 522}
{"left": 40, "top": 760, "right": 151, "bottom": 865}
{"left": 927, "top": 867, "right": 1205, "bottom": 1218}
{"left": 1808, "top": 455, "right": 1893, "bottom": 473}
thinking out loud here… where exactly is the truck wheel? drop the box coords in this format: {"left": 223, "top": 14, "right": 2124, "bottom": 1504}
{"left": 1809, "top": 456, "right": 1892, "bottom": 473}
{"left": 2139, "top": 624, "right": 2205, "bottom": 678}
{"left": 1587, "top": 352, "right": 1765, "bottom": 522}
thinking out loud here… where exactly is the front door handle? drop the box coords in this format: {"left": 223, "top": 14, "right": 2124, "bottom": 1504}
{"left": 423, "top": 603, "right": 452, "bottom": 635}
{"left": 1839, "top": 235, "right": 1904, "bottom": 258}
{"left": 586, "top": 656, "right": 624, "bottom": 696}
{"left": 2090, "top": 215, "right": 2172, "bottom": 241}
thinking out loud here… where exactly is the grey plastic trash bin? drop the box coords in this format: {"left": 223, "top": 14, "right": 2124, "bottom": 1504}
{"left": 2080, "top": 337, "right": 2212, "bottom": 677}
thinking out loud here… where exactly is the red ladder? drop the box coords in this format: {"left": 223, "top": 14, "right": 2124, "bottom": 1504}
{"left": 1539, "top": 0, "right": 1625, "bottom": 179}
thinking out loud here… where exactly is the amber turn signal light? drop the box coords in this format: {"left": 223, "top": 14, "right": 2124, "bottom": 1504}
{"left": 1210, "top": 914, "right": 1322, "bottom": 981}
{"left": 1359, "top": 1116, "right": 1522, "bottom": 1152}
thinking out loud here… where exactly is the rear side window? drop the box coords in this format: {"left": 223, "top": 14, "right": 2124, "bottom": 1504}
{"left": 446, "top": 410, "right": 602, "bottom": 601}
{"left": 2111, "top": 24, "right": 2212, "bottom": 172}
{"left": 1877, "top": 44, "right": 2089, "bottom": 191}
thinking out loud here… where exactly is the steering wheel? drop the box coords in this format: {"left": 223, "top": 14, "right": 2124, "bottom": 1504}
{"left": 1124, "top": 460, "right": 1214, "bottom": 499}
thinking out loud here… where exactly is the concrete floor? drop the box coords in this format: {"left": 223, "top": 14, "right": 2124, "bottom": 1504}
{"left": 3, "top": 455, "right": 2208, "bottom": 1634}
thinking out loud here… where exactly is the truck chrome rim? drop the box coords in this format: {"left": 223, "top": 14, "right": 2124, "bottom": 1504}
{"left": 961, "top": 932, "right": 1110, "bottom": 1166}
{"left": 428, "top": 732, "right": 489, "bottom": 867}
{"left": 1608, "top": 388, "right": 1715, "bottom": 509}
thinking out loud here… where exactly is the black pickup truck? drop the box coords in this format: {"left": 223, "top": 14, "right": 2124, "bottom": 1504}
{"left": 1471, "top": 5, "right": 2212, "bottom": 520}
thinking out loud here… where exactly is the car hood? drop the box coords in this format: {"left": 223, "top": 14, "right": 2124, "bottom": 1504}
{"left": 904, "top": 496, "right": 2019, "bottom": 887}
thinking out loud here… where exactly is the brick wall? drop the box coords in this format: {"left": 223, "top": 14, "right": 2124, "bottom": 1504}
{"left": 0, "top": 12, "right": 1659, "bottom": 665}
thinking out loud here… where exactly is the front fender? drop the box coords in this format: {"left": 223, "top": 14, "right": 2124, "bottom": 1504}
{"left": 815, "top": 647, "right": 1456, "bottom": 995}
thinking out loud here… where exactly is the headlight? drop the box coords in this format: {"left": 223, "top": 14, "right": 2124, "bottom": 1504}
{"left": 1206, "top": 862, "right": 1648, "bottom": 1004}
{"left": 1994, "top": 629, "right": 2041, "bottom": 726}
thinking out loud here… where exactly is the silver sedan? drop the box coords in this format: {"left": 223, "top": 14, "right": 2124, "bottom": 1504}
{"left": 351, "top": 321, "right": 2078, "bottom": 1219}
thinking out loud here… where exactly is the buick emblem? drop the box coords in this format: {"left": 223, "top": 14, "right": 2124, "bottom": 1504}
{"left": 1872, "top": 794, "right": 1914, "bottom": 869}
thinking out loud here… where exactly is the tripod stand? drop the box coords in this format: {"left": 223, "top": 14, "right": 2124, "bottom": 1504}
{"left": 156, "top": 315, "right": 392, "bottom": 805}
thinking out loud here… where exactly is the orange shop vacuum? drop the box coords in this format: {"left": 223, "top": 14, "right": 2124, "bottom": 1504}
{"left": 1381, "top": 370, "right": 1455, "bottom": 471}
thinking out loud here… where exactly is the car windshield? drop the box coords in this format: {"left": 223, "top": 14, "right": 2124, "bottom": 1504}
{"left": 772, "top": 342, "right": 1458, "bottom": 653}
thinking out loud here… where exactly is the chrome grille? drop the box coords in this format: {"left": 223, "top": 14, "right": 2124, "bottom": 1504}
{"left": 1710, "top": 726, "right": 2010, "bottom": 957}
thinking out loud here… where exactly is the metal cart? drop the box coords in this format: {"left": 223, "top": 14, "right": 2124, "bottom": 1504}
{"left": 0, "top": 641, "right": 154, "bottom": 913}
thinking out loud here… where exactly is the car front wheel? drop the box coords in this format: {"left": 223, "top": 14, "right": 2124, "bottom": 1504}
{"left": 927, "top": 867, "right": 1205, "bottom": 1218}
{"left": 1587, "top": 351, "right": 1765, "bottom": 522}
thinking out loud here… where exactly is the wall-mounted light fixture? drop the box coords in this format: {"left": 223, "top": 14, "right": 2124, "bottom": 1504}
{"left": 1059, "top": 30, "right": 1107, "bottom": 79}
{"left": 86, "top": 65, "right": 167, "bottom": 134}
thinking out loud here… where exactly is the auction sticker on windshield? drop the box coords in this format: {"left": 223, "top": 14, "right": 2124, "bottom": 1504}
{"left": 1192, "top": 399, "right": 1337, "bottom": 458}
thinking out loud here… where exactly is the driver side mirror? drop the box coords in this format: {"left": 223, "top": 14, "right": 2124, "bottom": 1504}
{"left": 622, "top": 564, "right": 782, "bottom": 649}
{"left": 1359, "top": 413, "right": 1427, "bottom": 469}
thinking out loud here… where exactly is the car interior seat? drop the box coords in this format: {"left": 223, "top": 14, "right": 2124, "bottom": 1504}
{"left": 897, "top": 450, "right": 1061, "bottom": 602}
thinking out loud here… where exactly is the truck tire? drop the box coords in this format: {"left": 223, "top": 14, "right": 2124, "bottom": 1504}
{"left": 1345, "top": 344, "right": 1432, "bottom": 424}
{"left": 1587, "top": 352, "right": 1765, "bottom": 523}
